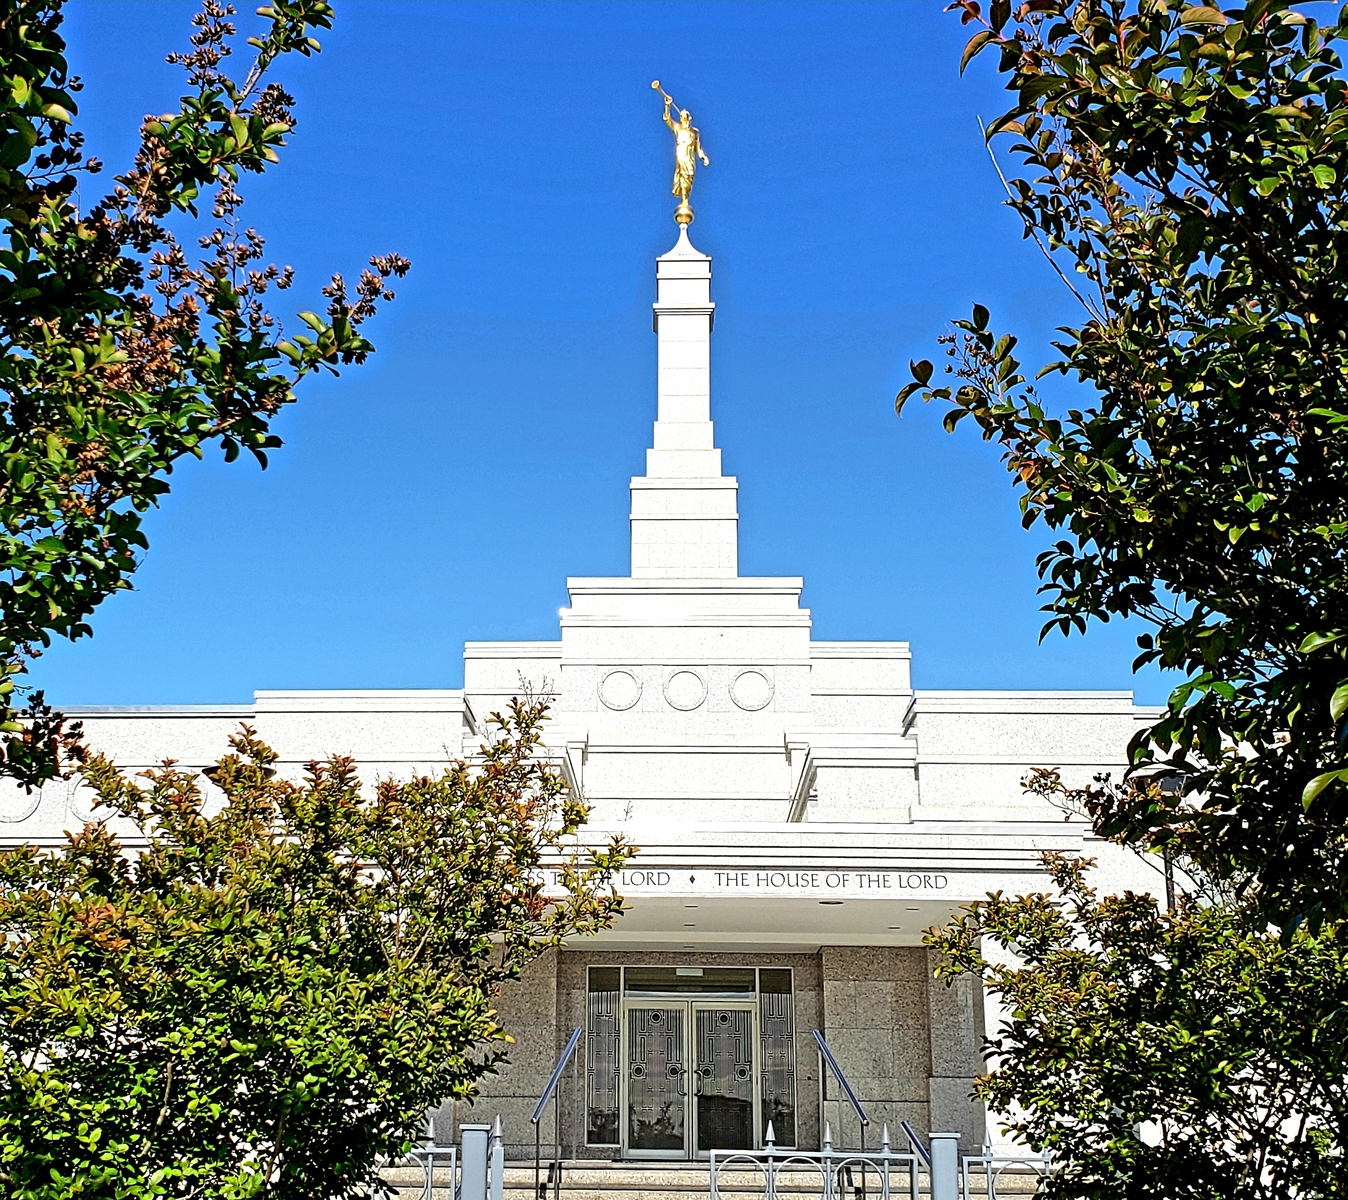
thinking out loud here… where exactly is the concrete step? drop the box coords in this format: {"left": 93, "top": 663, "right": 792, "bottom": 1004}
{"left": 379, "top": 1161, "right": 950, "bottom": 1200}
{"left": 380, "top": 1159, "right": 1043, "bottom": 1198}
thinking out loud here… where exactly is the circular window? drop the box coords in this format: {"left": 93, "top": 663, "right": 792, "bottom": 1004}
{"left": 664, "top": 670, "right": 707, "bottom": 711}
{"left": 66, "top": 781, "right": 109, "bottom": 824}
{"left": 648, "top": 1010, "right": 662, "bottom": 1025}
{"left": 598, "top": 669, "right": 642, "bottom": 711}
{"left": 730, "top": 669, "right": 774, "bottom": 711}
{"left": 717, "top": 1011, "right": 731, "bottom": 1026}
{"left": 735, "top": 1065, "right": 751, "bottom": 1081}
{"left": 632, "top": 1064, "right": 646, "bottom": 1079}
{"left": 0, "top": 784, "right": 40, "bottom": 823}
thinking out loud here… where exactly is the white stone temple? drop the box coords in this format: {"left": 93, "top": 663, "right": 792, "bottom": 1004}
{"left": 0, "top": 222, "right": 1160, "bottom": 1162}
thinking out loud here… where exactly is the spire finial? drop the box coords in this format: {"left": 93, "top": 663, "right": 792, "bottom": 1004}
{"left": 653, "top": 81, "right": 710, "bottom": 226}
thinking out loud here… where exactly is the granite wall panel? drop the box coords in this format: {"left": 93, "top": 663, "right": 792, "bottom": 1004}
{"left": 925, "top": 949, "right": 985, "bottom": 1152}
{"left": 435, "top": 949, "right": 560, "bottom": 1159}
{"left": 820, "top": 947, "right": 934, "bottom": 1152}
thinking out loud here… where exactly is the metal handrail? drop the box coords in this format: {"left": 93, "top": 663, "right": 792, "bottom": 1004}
{"left": 531, "top": 1027, "right": 582, "bottom": 1123}
{"left": 899, "top": 1121, "right": 930, "bottom": 1167}
{"left": 813, "top": 1029, "right": 869, "bottom": 1151}
{"left": 531, "top": 1027, "right": 582, "bottom": 1200}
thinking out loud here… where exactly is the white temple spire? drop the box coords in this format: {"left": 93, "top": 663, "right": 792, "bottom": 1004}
{"left": 629, "top": 228, "right": 738, "bottom": 578}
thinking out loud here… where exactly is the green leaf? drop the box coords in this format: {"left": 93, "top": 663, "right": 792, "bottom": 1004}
{"left": 1303, "top": 768, "right": 1348, "bottom": 809}
{"left": 972, "top": 303, "right": 990, "bottom": 330}
{"left": 1179, "top": 5, "right": 1229, "bottom": 25}
{"left": 895, "top": 383, "right": 922, "bottom": 413}
{"left": 961, "top": 30, "right": 997, "bottom": 74}
{"left": 1332, "top": 681, "right": 1348, "bottom": 723}
{"left": 1299, "top": 632, "right": 1344, "bottom": 654}
{"left": 1307, "top": 407, "right": 1348, "bottom": 425}
{"left": 1018, "top": 74, "right": 1067, "bottom": 103}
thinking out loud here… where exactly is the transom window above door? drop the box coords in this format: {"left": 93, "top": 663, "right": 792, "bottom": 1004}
{"left": 623, "top": 967, "right": 756, "bottom": 997}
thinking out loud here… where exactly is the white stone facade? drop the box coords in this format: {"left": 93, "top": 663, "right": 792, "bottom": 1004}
{"left": 0, "top": 226, "right": 1162, "bottom": 1162}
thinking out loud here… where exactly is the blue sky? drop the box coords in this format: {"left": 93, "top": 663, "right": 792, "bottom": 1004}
{"left": 33, "top": 0, "right": 1167, "bottom": 706}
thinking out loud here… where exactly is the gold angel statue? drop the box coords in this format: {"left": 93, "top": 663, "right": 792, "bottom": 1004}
{"left": 653, "top": 81, "right": 709, "bottom": 225}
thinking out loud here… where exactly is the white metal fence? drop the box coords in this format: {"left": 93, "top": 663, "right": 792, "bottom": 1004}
{"left": 960, "top": 1153, "right": 1052, "bottom": 1199}
{"left": 709, "top": 1136, "right": 1051, "bottom": 1200}
{"left": 709, "top": 1144, "right": 925, "bottom": 1200}
{"left": 407, "top": 1143, "right": 458, "bottom": 1200}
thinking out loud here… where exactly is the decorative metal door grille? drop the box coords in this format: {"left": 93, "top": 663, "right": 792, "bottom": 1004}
{"left": 695, "top": 1008, "right": 755, "bottom": 1151}
{"left": 586, "top": 983, "right": 620, "bottom": 1145}
{"left": 626, "top": 1007, "right": 686, "bottom": 1152}
{"left": 759, "top": 988, "right": 797, "bottom": 1146}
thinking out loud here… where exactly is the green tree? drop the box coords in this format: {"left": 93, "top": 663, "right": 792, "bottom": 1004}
{"left": 901, "top": 2, "right": 1348, "bottom": 1189}
{"left": 929, "top": 841, "right": 1348, "bottom": 1200}
{"left": 0, "top": 0, "right": 407, "bottom": 789}
{"left": 0, "top": 698, "right": 630, "bottom": 1200}
{"left": 899, "top": 0, "right": 1348, "bottom": 927}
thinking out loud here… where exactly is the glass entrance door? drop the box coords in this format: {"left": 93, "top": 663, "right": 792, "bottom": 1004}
{"left": 622, "top": 1001, "right": 758, "bottom": 1159}
{"left": 692, "top": 1003, "right": 757, "bottom": 1154}
{"left": 624, "top": 1006, "right": 687, "bottom": 1157}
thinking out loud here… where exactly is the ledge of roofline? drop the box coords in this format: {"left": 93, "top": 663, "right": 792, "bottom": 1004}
{"left": 917, "top": 689, "right": 1135, "bottom": 698}
{"left": 560, "top": 615, "right": 812, "bottom": 629}
{"left": 912, "top": 690, "right": 1141, "bottom": 715}
{"left": 463, "top": 641, "right": 562, "bottom": 656}
{"left": 573, "top": 819, "right": 1089, "bottom": 838}
{"left": 250, "top": 690, "right": 470, "bottom": 716}
{"left": 629, "top": 476, "right": 737, "bottom": 490}
{"left": 811, "top": 642, "right": 912, "bottom": 658}
{"left": 566, "top": 576, "right": 804, "bottom": 590}
{"left": 61, "top": 704, "right": 256, "bottom": 716}
{"left": 253, "top": 689, "right": 465, "bottom": 699}
{"left": 914, "top": 690, "right": 1136, "bottom": 708}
